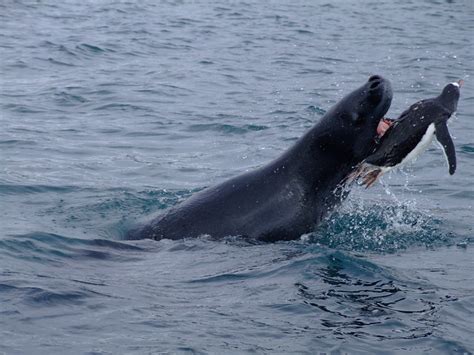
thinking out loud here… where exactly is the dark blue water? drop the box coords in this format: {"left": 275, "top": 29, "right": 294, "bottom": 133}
{"left": 1, "top": 0, "right": 473, "bottom": 353}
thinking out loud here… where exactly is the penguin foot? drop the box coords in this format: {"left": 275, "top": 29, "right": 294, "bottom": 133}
{"left": 361, "top": 168, "right": 383, "bottom": 188}
{"left": 345, "top": 163, "right": 383, "bottom": 188}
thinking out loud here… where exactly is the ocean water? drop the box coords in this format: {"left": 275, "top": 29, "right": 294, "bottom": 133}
{"left": 1, "top": 0, "right": 473, "bottom": 353}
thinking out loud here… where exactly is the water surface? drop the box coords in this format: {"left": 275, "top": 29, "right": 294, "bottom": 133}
{"left": 1, "top": 0, "right": 473, "bottom": 353}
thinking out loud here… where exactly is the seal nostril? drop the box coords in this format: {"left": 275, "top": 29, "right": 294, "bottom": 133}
{"left": 369, "top": 75, "right": 381, "bottom": 82}
{"left": 370, "top": 81, "right": 381, "bottom": 90}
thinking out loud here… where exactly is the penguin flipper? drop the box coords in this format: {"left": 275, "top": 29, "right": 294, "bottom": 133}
{"left": 435, "top": 122, "right": 456, "bottom": 175}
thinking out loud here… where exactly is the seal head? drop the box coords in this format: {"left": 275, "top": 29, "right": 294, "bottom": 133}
{"left": 321, "top": 75, "right": 393, "bottom": 163}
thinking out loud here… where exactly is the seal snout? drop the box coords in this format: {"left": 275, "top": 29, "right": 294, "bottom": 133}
{"left": 368, "top": 75, "right": 382, "bottom": 83}
{"left": 369, "top": 80, "right": 382, "bottom": 90}
{"left": 368, "top": 75, "right": 384, "bottom": 92}
{"left": 366, "top": 75, "right": 391, "bottom": 105}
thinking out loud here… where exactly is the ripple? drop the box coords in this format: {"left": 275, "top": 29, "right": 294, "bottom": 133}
{"left": 46, "top": 58, "right": 75, "bottom": 67}
{"left": 186, "top": 123, "right": 269, "bottom": 134}
{"left": 75, "top": 43, "right": 110, "bottom": 54}
{"left": 0, "top": 283, "right": 88, "bottom": 306}
{"left": 2, "top": 103, "right": 45, "bottom": 114}
{"left": 460, "top": 144, "right": 474, "bottom": 154}
{"left": 25, "top": 288, "right": 89, "bottom": 306}
{"left": 93, "top": 103, "right": 153, "bottom": 112}
{"left": 306, "top": 105, "right": 326, "bottom": 115}
{"left": 0, "top": 139, "right": 38, "bottom": 146}
{"left": 0, "top": 184, "right": 78, "bottom": 195}
{"left": 53, "top": 91, "right": 88, "bottom": 106}
{"left": 0, "top": 233, "right": 144, "bottom": 264}
{"left": 293, "top": 251, "right": 453, "bottom": 342}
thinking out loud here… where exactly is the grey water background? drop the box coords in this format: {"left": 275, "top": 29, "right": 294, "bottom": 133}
{"left": 1, "top": 0, "right": 473, "bottom": 353}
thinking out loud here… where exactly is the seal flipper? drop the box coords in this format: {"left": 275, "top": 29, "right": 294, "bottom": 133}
{"left": 435, "top": 121, "right": 456, "bottom": 175}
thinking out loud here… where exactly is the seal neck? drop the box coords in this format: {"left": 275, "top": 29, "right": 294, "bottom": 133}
{"left": 271, "top": 123, "right": 357, "bottom": 188}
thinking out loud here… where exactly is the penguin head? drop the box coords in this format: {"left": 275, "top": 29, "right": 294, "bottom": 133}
{"left": 438, "top": 80, "right": 462, "bottom": 113}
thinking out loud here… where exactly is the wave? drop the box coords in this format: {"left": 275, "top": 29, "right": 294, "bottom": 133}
{"left": 0, "top": 232, "right": 144, "bottom": 265}
{"left": 186, "top": 123, "right": 269, "bottom": 134}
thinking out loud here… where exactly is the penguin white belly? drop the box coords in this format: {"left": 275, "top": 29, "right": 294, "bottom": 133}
{"left": 399, "top": 123, "right": 436, "bottom": 166}
{"left": 383, "top": 122, "right": 436, "bottom": 173}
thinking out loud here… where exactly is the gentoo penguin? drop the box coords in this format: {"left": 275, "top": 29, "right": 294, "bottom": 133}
{"left": 349, "top": 80, "right": 462, "bottom": 187}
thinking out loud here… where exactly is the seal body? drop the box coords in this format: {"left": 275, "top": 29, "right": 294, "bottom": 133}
{"left": 128, "top": 76, "right": 393, "bottom": 242}
{"left": 351, "top": 81, "right": 461, "bottom": 187}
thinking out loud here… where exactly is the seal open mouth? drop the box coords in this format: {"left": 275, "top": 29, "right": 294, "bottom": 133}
{"left": 377, "top": 117, "right": 395, "bottom": 137}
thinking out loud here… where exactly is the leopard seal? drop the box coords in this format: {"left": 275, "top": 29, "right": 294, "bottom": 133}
{"left": 128, "top": 75, "right": 393, "bottom": 242}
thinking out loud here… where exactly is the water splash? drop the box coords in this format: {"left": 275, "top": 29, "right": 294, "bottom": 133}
{"left": 308, "top": 183, "right": 452, "bottom": 253}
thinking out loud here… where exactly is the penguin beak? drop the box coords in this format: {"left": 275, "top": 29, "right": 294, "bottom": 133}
{"left": 376, "top": 117, "right": 394, "bottom": 137}
{"left": 452, "top": 79, "right": 464, "bottom": 88}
